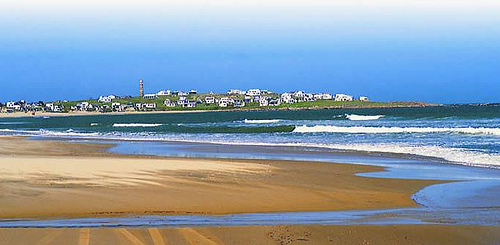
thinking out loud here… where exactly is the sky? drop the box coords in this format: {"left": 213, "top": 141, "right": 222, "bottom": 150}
{"left": 1, "top": 0, "right": 500, "bottom": 103}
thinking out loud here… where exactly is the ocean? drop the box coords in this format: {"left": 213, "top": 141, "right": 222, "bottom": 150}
{"left": 1, "top": 105, "right": 499, "bottom": 168}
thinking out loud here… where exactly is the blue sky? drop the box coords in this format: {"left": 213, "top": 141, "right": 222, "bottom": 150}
{"left": 1, "top": 0, "right": 500, "bottom": 103}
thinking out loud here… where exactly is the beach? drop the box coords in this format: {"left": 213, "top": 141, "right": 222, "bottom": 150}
{"left": 0, "top": 137, "right": 438, "bottom": 218}
{"left": 1, "top": 136, "right": 499, "bottom": 244}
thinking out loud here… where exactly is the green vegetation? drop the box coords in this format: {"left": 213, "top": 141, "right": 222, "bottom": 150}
{"left": 50, "top": 93, "right": 430, "bottom": 114}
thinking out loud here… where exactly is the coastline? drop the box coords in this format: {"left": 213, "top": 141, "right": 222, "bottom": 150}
{"left": 0, "top": 102, "right": 439, "bottom": 118}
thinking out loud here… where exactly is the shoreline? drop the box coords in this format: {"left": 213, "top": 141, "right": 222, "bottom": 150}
{"left": 0, "top": 103, "right": 440, "bottom": 118}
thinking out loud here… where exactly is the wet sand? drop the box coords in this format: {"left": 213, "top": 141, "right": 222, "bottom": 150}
{"left": 1, "top": 225, "right": 499, "bottom": 245}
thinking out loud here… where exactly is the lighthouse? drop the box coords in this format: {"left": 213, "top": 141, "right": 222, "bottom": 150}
{"left": 139, "top": 79, "right": 144, "bottom": 97}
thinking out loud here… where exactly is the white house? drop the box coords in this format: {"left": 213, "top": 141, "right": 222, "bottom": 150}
{"left": 314, "top": 93, "right": 333, "bottom": 100}
{"left": 164, "top": 99, "right": 177, "bottom": 107}
{"left": 281, "top": 93, "right": 295, "bottom": 104}
{"left": 204, "top": 97, "right": 215, "bottom": 104}
{"left": 45, "top": 103, "right": 62, "bottom": 112}
{"left": 335, "top": 94, "right": 354, "bottom": 101}
{"left": 359, "top": 96, "right": 369, "bottom": 101}
{"left": 185, "top": 101, "right": 197, "bottom": 108}
{"left": 304, "top": 93, "right": 315, "bottom": 101}
{"left": 188, "top": 90, "right": 198, "bottom": 95}
{"left": 144, "top": 103, "right": 157, "bottom": 109}
{"left": 269, "top": 98, "right": 281, "bottom": 106}
{"left": 76, "top": 102, "right": 90, "bottom": 111}
{"left": 227, "top": 89, "right": 245, "bottom": 95}
{"left": 234, "top": 99, "right": 245, "bottom": 107}
{"left": 6, "top": 102, "right": 21, "bottom": 111}
{"left": 143, "top": 94, "right": 158, "bottom": 99}
{"left": 292, "top": 91, "right": 305, "bottom": 98}
{"left": 219, "top": 97, "right": 234, "bottom": 104}
{"left": 259, "top": 97, "right": 269, "bottom": 107}
{"left": 157, "top": 90, "right": 171, "bottom": 96}
{"left": 246, "top": 89, "right": 261, "bottom": 96}
{"left": 98, "top": 96, "right": 113, "bottom": 103}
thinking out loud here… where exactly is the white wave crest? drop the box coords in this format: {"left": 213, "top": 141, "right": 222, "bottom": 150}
{"left": 346, "top": 114, "right": 384, "bottom": 121}
{"left": 244, "top": 119, "right": 281, "bottom": 124}
{"left": 90, "top": 123, "right": 100, "bottom": 126}
{"left": 113, "top": 123, "right": 163, "bottom": 127}
{"left": 293, "top": 125, "right": 500, "bottom": 135}
{"left": 317, "top": 143, "right": 500, "bottom": 168}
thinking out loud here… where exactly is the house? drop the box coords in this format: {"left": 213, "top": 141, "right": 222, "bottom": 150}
{"left": 98, "top": 96, "right": 113, "bottom": 103}
{"left": 157, "top": 90, "right": 171, "bottom": 96}
{"left": 281, "top": 93, "right": 295, "bottom": 104}
{"left": 143, "top": 94, "right": 158, "bottom": 99}
{"left": 45, "top": 103, "right": 62, "bottom": 112}
{"left": 219, "top": 97, "right": 234, "bottom": 104}
{"left": 164, "top": 99, "right": 177, "bottom": 107}
{"left": 243, "top": 96, "right": 254, "bottom": 104}
{"left": 359, "top": 96, "right": 369, "bottom": 101}
{"left": 135, "top": 103, "right": 144, "bottom": 110}
{"left": 304, "top": 93, "right": 315, "bottom": 101}
{"left": 144, "top": 103, "right": 157, "bottom": 109}
{"left": 292, "top": 91, "right": 305, "bottom": 98}
{"left": 335, "top": 94, "right": 354, "bottom": 101}
{"left": 178, "top": 91, "right": 188, "bottom": 96}
{"left": 177, "top": 96, "right": 188, "bottom": 107}
{"left": 204, "top": 97, "right": 215, "bottom": 104}
{"left": 189, "top": 90, "right": 197, "bottom": 95}
{"left": 246, "top": 89, "right": 261, "bottom": 96}
{"left": 259, "top": 97, "right": 269, "bottom": 107}
{"left": 184, "top": 101, "right": 197, "bottom": 108}
{"left": 227, "top": 89, "right": 245, "bottom": 95}
{"left": 76, "top": 102, "right": 90, "bottom": 111}
{"left": 234, "top": 99, "right": 245, "bottom": 107}
{"left": 314, "top": 93, "right": 333, "bottom": 100}
{"left": 6, "top": 102, "right": 22, "bottom": 111}
{"left": 269, "top": 98, "right": 281, "bottom": 106}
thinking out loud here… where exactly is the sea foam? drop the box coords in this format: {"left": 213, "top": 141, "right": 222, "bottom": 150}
{"left": 113, "top": 123, "right": 163, "bottom": 127}
{"left": 293, "top": 125, "right": 500, "bottom": 135}
{"left": 346, "top": 114, "right": 384, "bottom": 121}
{"left": 244, "top": 119, "right": 281, "bottom": 124}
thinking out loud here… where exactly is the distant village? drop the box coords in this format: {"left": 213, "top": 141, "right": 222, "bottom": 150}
{"left": 1, "top": 79, "right": 369, "bottom": 114}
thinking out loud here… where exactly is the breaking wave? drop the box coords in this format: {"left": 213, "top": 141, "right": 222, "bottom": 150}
{"left": 244, "top": 119, "right": 281, "bottom": 124}
{"left": 113, "top": 123, "right": 163, "bottom": 128}
{"left": 346, "top": 114, "right": 384, "bottom": 121}
{"left": 293, "top": 125, "right": 500, "bottom": 135}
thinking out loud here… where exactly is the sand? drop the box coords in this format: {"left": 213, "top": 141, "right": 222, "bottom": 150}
{"left": 1, "top": 225, "right": 499, "bottom": 245}
{"left": 1, "top": 137, "right": 498, "bottom": 244}
{"left": 0, "top": 137, "right": 441, "bottom": 218}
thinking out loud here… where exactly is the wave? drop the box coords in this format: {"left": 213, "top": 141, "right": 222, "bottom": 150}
{"left": 244, "top": 119, "right": 281, "bottom": 124}
{"left": 2, "top": 128, "right": 499, "bottom": 168}
{"left": 0, "top": 122, "right": 31, "bottom": 125}
{"left": 346, "top": 114, "right": 384, "bottom": 121}
{"left": 90, "top": 123, "right": 100, "bottom": 126}
{"left": 113, "top": 123, "right": 163, "bottom": 128}
{"left": 170, "top": 125, "right": 294, "bottom": 133}
{"left": 293, "top": 125, "right": 500, "bottom": 135}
